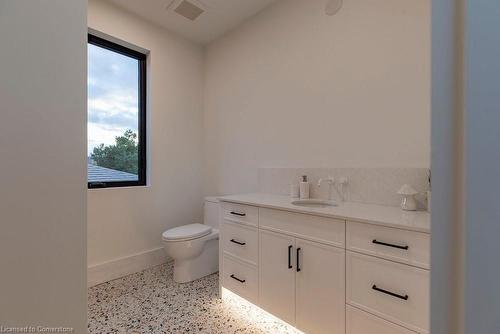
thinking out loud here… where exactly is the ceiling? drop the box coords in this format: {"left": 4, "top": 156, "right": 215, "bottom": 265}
{"left": 105, "top": 0, "right": 280, "bottom": 45}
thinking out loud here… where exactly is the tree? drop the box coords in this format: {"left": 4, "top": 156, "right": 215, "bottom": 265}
{"left": 91, "top": 129, "right": 138, "bottom": 174}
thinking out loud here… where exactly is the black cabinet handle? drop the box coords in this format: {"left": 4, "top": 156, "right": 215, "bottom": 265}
{"left": 230, "top": 239, "right": 246, "bottom": 246}
{"left": 230, "top": 274, "right": 246, "bottom": 283}
{"left": 296, "top": 247, "right": 301, "bottom": 272}
{"left": 372, "top": 284, "right": 408, "bottom": 300}
{"left": 288, "top": 245, "right": 293, "bottom": 269}
{"left": 230, "top": 211, "right": 246, "bottom": 217}
{"left": 372, "top": 239, "right": 409, "bottom": 250}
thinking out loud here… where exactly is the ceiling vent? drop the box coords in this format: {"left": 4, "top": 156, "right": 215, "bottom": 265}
{"left": 172, "top": 0, "right": 205, "bottom": 21}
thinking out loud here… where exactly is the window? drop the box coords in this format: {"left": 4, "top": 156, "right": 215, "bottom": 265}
{"left": 87, "top": 34, "right": 146, "bottom": 188}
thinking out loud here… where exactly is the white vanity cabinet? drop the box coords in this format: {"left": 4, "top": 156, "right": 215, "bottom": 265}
{"left": 220, "top": 202, "right": 260, "bottom": 303}
{"left": 346, "top": 221, "right": 430, "bottom": 334}
{"left": 346, "top": 305, "right": 416, "bottom": 334}
{"left": 346, "top": 221, "right": 430, "bottom": 269}
{"left": 219, "top": 196, "right": 430, "bottom": 334}
{"left": 294, "top": 238, "right": 345, "bottom": 334}
{"left": 258, "top": 229, "right": 296, "bottom": 324}
{"left": 259, "top": 229, "right": 345, "bottom": 334}
{"left": 258, "top": 208, "right": 346, "bottom": 334}
{"left": 221, "top": 205, "right": 346, "bottom": 334}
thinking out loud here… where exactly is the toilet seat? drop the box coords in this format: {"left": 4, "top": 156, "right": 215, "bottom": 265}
{"left": 162, "top": 223, "right": 212, "bottom": 242}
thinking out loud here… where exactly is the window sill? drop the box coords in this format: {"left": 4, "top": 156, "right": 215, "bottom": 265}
{"left": 87, "top": 184, "right": 150, "bottom": 191}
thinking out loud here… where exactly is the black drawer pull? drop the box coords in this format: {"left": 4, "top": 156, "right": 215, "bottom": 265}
{"left": 230, "top": 274, "right": 246, "bottom": 283}
{"left": 230, "top": 211, "right": 246, "bottom": 217}
{"left": 230, "top": 239, "right": 246, "bottom": 246}
{"left": 372, "top": 239, "right": 409, "bottom": 250}
{"left": 288, "top": 245, "right": 293, "bottom": 269}
{"left": 296, "top": 247, "right": 301, "bottom": 272}
{"left": 372, "top": 284, "right": 408, "bottom": 300}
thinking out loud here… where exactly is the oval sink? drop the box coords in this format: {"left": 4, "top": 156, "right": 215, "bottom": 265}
{"left": 291, "top": 199, "right": 337, "bottom": 208}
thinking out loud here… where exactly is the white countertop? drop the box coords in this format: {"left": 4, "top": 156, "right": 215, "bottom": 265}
{"left": 218, "top": 193, "right": 431, "bottom": 233}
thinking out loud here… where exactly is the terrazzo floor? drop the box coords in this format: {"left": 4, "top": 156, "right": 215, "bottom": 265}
{"left": 88, "top": 262, "right": 301, "bottom": 334}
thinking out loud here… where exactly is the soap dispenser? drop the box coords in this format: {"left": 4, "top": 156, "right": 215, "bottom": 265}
{"left": 299, "top": 175, "right": 310, "bottom": 199}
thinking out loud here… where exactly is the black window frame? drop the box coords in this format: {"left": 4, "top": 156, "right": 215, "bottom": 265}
{"left": 87, "top": 33, "right": 147, "bottom": 189}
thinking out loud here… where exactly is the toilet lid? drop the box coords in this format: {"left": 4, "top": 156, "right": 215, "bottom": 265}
{"left": 162, "top": 223, "right": 212, "bottom": 241}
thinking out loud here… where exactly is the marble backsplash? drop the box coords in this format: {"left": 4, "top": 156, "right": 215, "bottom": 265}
{"left": 257, "top": 167, "right": 430, "bottom": 209}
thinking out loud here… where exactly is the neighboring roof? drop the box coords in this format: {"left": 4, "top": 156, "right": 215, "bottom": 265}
{"left": 87, "top": 164, "right": 137, "bottom": 183}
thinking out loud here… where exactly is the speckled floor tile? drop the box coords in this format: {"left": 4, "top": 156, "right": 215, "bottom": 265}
{"left": 88, "top": 262, "right": 301, "bottom": 334}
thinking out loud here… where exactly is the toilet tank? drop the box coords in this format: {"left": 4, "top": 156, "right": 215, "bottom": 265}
{"left": 204, "top": 196, "right": 220, "bottom": 229}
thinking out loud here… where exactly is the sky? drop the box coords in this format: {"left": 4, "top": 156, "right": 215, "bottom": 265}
{"left": 87, "top": 43, "right": 139, "bottom": 156}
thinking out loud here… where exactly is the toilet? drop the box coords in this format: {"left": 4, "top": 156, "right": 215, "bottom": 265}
{"left": 162, "top": 197, "right": 219, "bottom": 283}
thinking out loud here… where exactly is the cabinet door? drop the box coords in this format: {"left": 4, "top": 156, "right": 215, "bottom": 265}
{"left": 296, "top": 238, "right": 345, "bottom": 334}
{"left": 259, "top": 229, "right": 296, "bottom": 325}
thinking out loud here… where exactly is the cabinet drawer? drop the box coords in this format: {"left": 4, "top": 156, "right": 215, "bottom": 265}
{"left": 347, "top": 221, "right": 430, "bottom": 269}
{"left": 346, "top": 305, "right": 416, "bottom": 334}
{"left": 222, "top": 254, "right": 258, "bottom": 304}
{"left": 259, "top": 208, "right": 345, "bottom": 247}
{"left": 346, "top": 252, "right": 429, "bottom": 333}
{"left": 222, "top": 221, "right": 258, "bottom": 265}
{"left": 221, "top": 202, "right": 259, "bottom": 227}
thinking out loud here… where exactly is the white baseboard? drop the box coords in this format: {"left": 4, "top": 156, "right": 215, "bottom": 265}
{"left": 88, "top": 247, "right": 169, "bottom": 287}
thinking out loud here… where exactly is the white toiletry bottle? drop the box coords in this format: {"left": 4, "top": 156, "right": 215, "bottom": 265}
{"left": 299, "top": 175, "right": 310, "bottom": 199}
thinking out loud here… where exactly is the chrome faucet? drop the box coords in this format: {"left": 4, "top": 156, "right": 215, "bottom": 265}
{"left": 318, "top": 176, "right": 336, "bottom": 201}
{"left": 318, "top": 176, "right": 348, "bottom": 202}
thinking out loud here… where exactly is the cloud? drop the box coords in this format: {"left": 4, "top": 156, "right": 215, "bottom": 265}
{"left": 87, "top": 42, "right": 139, "bottom": 154}
{"left": 88, "top": 123, "right": 125, "bottom": 154}
{"left": 88, "top": 93, "right": 138, "bottom": 129}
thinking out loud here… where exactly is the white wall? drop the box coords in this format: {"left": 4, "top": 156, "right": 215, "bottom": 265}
{"left": 203, "top": 0, "right": 430, "bottom": 195}
{"left": 464, "top": 0, "right": 500, "bottom": 332}
{"left": 0, "top": 0, "right": 87, "bottom": 331}
{"left": 431, "top": 0, "right": 500, "bottom": 333}
{"left": 87, "top": 0, "right": 205, "bottom": 276}
{"left": 430, "top": 0, "right": 465, "bottom": 333}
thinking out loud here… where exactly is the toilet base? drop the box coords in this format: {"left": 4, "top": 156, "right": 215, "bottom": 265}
{"left": 173, "top": 238, "right": 219, "bottom": 283}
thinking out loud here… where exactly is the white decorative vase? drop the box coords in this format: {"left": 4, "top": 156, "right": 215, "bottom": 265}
{"left": 398, "top": 184, "right": 418, "bottom": 211}
{"left": 400, "top": 195, "right": 417, "bottom": 211}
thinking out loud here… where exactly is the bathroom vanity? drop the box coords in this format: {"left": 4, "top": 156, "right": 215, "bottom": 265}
{"left": 218, "top": 194, "right": 430, "bottom": 334}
